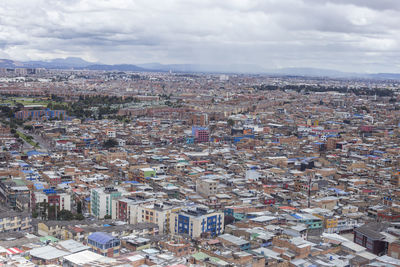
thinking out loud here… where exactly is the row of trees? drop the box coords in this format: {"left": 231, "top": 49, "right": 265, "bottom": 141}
{"left": 66, "top": 96, "right": 139, "bottom": 119}
{"left": 32, "top": 201, "right": 84, "bottom": 221}
{"left": 76, "top": 95, "right": 138, "bottom": 105}
{"left": 0, "top": 94, "right": 143, "bottom": 121}
{"left": 254, "top": 84, "right": 395, "bottom": 97}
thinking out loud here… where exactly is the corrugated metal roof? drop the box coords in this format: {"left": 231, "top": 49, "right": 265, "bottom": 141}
{"left": 88, "top": 232, "right": 116, "bottom": 244}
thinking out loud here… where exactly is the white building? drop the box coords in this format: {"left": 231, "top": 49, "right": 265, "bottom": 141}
{"left": 106, "top": 129, "right": 116, "bottom": 138}
{"left": 31, "top": 191, "right": 72, "bottom": 215}
{"left": 111, "top": 198, "right": 152, "bottom": 224}
{"left": 245, "top": 170, "right": 261, "bottom": 181}
{"left": 91, "top": 187, "right": 123, "bottom": 219}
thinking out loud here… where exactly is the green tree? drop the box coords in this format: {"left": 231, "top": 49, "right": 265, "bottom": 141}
{"left": 103, "top": 138, "right": 118, "bottom": 148}
{"left": 227, "top": 118, "right": 234, "bottom": 127}
{"left": 23, "top": 125, "right": 33, "bottom": 131}
{"left": 41, "top": 201, "right": 49, "bottom": 220}
{"left": 48, "top": 205, "right": 57, "bottom": 220}
{"left": 77, "top": 201, "right": 82, "bottom": 214}
{"left": 32, "top": 210, "right": 38, "bottom": 218}
{"left": 75, "top": 213, "right": 85, "bottom": 220}
{"left": 0, "top": 106, "right": 13, "bottom": 118}
{"left": 58, "top": 209, "right": 75, "bottom": 221}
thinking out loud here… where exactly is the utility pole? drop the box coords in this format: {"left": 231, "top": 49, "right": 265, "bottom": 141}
{"left": 55, "top": 201, "right": 57, "bottom": 220}
{"left": 308, "top": 173, "right": 314, "bottom": 208}
{"left": 253, "top": 135, "right": 257, "bottom": 157}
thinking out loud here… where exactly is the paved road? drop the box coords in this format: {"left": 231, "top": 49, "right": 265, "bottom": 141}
{"left": 18, "top": 127, "right": 52, "bottom": 152}
{"left": 31, "top": 131, "right": 53, "bottom": 152}
{"left": 16, "top": 127, "right": 34, "bottom": 152}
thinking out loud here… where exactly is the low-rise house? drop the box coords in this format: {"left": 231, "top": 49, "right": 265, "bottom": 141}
{"left": 0, "top": 209, "right": 32, "bottom": 233}
{"left": 29, "top": 245, "right": 70, "bottom": 265}
{"left": 354, "top": 223, "right": 390, "bottom": 255}
{"left": 87, "top": 232, "right": 121, "bottom": 257}
{"left": 218, "top": 233, "right": 251, "bottom": 251}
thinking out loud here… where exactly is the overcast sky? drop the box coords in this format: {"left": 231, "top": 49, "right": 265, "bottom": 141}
{"left": 1, "top": 0, "right": 400, "bottom": 73}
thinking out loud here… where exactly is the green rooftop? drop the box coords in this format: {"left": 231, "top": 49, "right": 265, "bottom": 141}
{"left": 13, "top": 179, "right": 27, "bottom": 186}
{"left": 191, "top": 252, "right": 229, "bottom": 266}
{"left": 40, "top": 235, "right": 59, "bottom": 243}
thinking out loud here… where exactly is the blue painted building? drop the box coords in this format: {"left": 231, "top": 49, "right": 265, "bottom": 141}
{"left": 87, "top": 232, "right": 120, "bottom": 257}
{"left": 170, "top": 206, "right": 224, "bottom": 238}
{"left": 15, "top": 108, "right": 67, "bottom": 121}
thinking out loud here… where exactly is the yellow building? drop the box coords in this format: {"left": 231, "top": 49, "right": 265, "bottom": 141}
{"left": 0, "top": 211, "right": 32, "bottom": 233}
{"left": 37, "top": 222, "right": 68, "bottom": 239}
{"left": 314, "top": 214, "right": 338, "bottom": 233}
{"left": 324, "top": 217, "right": 338, "bottom": 229}
{"left": 138, "top": 203, "right": 181, "bottom": 234}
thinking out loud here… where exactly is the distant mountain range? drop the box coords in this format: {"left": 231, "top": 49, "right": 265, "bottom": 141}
{"left": 0, "top": 57, "right": 93, "bottom": 69}
{"left": 137, "top": 63, "right": 265, "bottom": 73}
{"left": 0, "top": 57, "right": 148, "bottom": 72}
{"left": 1, "top": 57, "right": 400, "bottom": 80}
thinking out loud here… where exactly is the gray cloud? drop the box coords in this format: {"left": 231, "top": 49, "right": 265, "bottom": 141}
{"left": 0, "top": 0, "right": 400, "bottom": 72}
{"left": 306, "top": 0, "right": 400, "bottom": 11}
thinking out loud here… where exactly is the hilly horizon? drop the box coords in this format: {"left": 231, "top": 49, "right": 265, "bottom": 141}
{"left": 1, "top": 57, "right": 400, "bottom": 80}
